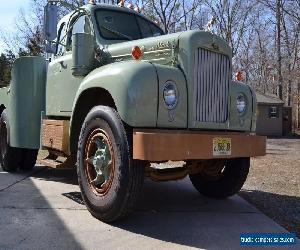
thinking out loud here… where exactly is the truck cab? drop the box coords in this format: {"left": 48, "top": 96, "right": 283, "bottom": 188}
{"left": 0, "top": 1, "right": 266, "bottom": 222}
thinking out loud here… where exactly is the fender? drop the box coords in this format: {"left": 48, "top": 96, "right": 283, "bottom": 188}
{"left": 247, "top": 84, "right": 257, "bottom": 132}
{"left": 0, "top": 87, "right": 9, "bottom": 110}
{"left": 71, "top": 61, "right": 159, "bottom": 128}
{"left": 2, "top": 57, "right": 46, "bottom": 149}
{"left": 229, "top": 81, "right": 254, "bottom": 131}
{"left": 155, "top": 64, "right": 188, "bottom": 128}
{"left": 0, "top": 87, "right": 9, "bottom": 119}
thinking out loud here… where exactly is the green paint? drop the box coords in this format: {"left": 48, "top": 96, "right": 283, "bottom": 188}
{"left": 229, "top": 81, "right": 253, "bottom": 131}
{"left": 0, "top": 3, "right": 258, "bottom": 151}
{"left": 72, "top": 61, "right": 158, "bottom": 127}
{"left": 0, "top": 87, "right": 9, "bottom": 109}
{"left": 155, "top": 64, "right": 187, "bottom": 128}
{"left": 8, "top": 57, "right": 46, "bottom": 149}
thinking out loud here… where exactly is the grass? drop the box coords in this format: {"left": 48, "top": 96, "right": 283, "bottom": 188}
{"left": 240, "top": 138, "right": 300, "bottom": 237}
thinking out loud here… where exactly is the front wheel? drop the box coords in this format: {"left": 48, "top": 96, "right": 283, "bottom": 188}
{"left": 77, "top": 106, "right": 145, "bottom": 222}
{"left": 189, "top": 158, "right": 250, "bottom": 198}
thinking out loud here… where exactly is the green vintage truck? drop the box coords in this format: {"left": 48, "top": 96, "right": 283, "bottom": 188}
{"left": 0, "top": 1, "right": 266, "bottom": 222}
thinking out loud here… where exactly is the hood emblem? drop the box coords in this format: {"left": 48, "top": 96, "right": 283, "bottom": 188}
{"left": 212, "top": 42, "right": 219, "bottom": 50}
{"left": 148, "top": 41, "right": 172, "bottom": 52}
{"left": 205, "top": 16, "right": 217, "bottom": 33}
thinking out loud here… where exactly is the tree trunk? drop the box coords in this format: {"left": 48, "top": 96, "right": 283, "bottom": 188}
{"left": 276, "top": 0, "right": 283, "bottom": 100}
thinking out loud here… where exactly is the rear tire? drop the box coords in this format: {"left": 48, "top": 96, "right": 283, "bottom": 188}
{"left": 0, "top": 110, "right": 22, "bottom": 172}
{"left": 77, "top": 106, "right": 145, "bottom": 222}
{"left": 189, "top": 158, "right": 250, "bottom": 198}
{"left": 19, "top": 149, "right": 38, "bottom": 171}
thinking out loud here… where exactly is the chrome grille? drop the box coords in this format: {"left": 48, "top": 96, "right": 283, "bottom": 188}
{"left": 194, "top": 48, "right": 231, "bottom": 123}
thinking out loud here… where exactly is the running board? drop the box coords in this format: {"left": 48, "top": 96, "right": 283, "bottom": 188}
{"left": 39, "top": 155, "right": 76, "bottom": 169}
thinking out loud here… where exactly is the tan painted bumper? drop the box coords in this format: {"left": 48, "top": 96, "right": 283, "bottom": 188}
{"left": 133, "top": 129, "right": 266, "bottom": 161}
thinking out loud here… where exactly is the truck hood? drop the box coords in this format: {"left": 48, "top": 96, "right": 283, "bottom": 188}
{"left": 104, "top": 30, "right": 232, "bottom": 67}
{"left": 105, "top": 32, "right": 182, "bottom": 65}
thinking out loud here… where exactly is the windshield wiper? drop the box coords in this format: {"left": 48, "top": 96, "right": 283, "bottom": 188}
{"left": 100, "top": 25, "right": 133, "bottom": 41}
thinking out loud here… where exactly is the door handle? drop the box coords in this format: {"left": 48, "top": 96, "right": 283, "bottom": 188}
{"left": 59, "top": 61, "right": 67, "bottom": 69}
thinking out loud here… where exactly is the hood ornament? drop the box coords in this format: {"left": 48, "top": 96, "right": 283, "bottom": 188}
{"left": 205, "top": 16, "right": 216, "bottom": 33}
{"left": 118, "top": 0, "right": 125, "bottom": 7}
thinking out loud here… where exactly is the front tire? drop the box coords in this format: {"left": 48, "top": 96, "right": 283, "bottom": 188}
{"left": 77, "top": 106, "right": 145, "bottom": 222}
{"left": 189, "top": 158, "right": 250, "bottom": 198}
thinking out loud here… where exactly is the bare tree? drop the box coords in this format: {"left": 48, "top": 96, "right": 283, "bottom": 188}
{"left": 137, "top": 0, "right": 203, "bottom": 33}
{"left": 0, "top": 0, "right": 87, "bottom": 55}
{"left": 260, "top": 0, "right": 300, "bottom": 128}
{"left": 1, "top": 0, "right": 300, "bottom": 128}
{"left": 204, "top": 0, "right": 255, "bottom": 56}
{"left": 276, "top": 0, "right": 283, "bottom": 100}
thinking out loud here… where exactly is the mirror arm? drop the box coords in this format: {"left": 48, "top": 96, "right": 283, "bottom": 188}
{"left": 47, "top": 0, "right": 77, "bottom": 11}
{"left": 51, "top": 40, "right": 66, "bottom": 47}
{"left": 56, "top": 8, "right": 88, "bottom": 47}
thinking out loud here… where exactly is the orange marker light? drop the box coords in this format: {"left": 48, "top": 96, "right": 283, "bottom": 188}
{"left": 236, "top": 71, "right": 242, "bottom": 81}
{"left": 132, "top": 46, "right": 142, "bottom": 60}
{"left": 118, "top": 0, "right": 125, "bottom": 7}
{"left": 128, "top": 3, "right": 134, "bottom": 9}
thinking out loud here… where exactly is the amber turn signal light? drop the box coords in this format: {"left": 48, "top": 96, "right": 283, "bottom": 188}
{"left": 132, "top": 46, "right": 142, "bottom": 60}
{"left": 236, "top": 71, "right": 242, "bottom": 81}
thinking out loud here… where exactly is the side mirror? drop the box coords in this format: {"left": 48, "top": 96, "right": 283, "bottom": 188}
{"left": 45, "top": 41, "right": 56, "bottom": 54}
{"left": 72, "top": 33, "right": 96, "bottom": 76}
{"left": 44, "top": 3, "right": 58, "bottom": 43}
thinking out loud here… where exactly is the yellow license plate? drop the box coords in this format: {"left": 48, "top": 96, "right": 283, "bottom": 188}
{"left": 213, "top": 138, "right": 231, "bottom": 156}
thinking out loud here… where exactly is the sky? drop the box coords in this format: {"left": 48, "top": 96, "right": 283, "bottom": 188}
{"left": 0, "top": 1, "right": 30, "bottom": 53}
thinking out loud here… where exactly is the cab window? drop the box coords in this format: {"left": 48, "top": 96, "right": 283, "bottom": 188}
{"left": 96, "top": 9, "right": 141, "bottom": 40}
{"left": 56, "top": 22, "right": 66, "bottom": 55}
{"left": 67, "top": 15, "right": 92, "bottom": 50}
{"left": 72, "top": 15, "right": 92, "bottom": 35}
{"left": 137, "top": 17, "right": 153, "bottom": 38}
{"left": 137, "top": 17, "right": 163, "bottom": 38}
{"left": 95, "top": 9, "right": 164, "bottom": 41}
{"left": 149, "top": 22, "right": 163, "bottom": 37}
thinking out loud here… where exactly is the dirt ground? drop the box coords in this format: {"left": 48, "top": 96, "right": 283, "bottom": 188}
{"left": 240, "top": 138, "right": 300, "bottom": 237}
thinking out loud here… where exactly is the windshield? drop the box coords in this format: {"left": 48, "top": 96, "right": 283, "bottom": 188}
{"left": 95, "top": 9, "right": 164, "bottom": 41}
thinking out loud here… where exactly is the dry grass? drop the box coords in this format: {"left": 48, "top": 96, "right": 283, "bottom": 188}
{"left": 240, "top": 138, "right": 300, "bottom": 237}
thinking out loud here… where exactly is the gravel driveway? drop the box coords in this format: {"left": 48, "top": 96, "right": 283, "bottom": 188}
{"left": 240, "top": 138, "right": 300, "bottom": 237}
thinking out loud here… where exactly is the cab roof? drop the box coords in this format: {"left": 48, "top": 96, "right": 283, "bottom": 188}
{"left": 82, "top": 3, "right": 149, "bottom": 20}
{"left": 58, "top": 3, "right": 162, "bottom": 34}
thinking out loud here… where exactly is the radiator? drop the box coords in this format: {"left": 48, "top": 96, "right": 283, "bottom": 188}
{"left": 193, "top": 48, "right": 231, "bottom": 123}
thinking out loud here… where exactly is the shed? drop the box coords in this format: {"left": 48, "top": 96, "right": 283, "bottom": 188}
{"left": 255, "top": 93, "right": 285, "bottom": 136}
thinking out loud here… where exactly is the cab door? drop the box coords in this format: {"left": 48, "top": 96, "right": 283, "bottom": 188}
{"left": 46, "top": 14, "right": 93, "bottom": 117}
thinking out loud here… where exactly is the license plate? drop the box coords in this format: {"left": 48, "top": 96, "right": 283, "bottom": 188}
{"left": 213, "top": 138, "right": 231, "bottom": 156}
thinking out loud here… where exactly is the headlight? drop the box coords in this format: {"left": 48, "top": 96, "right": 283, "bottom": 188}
{"left": 236, "top": 93, "right": 247, "bottom": 114}
{"left": 163, "top": 81, "right": 178, "bottom": 109}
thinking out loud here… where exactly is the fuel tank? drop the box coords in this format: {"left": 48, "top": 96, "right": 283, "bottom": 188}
{"left": 9, "top": 56, "right": 47, "bottom": 149}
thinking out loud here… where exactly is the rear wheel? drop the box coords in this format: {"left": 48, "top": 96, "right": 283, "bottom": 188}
{"left": 19, "top": 149, "right": 38, "bottom": 171}
{"left": 0, "top": 110, "right": 22, "bottom": 172}
{"left": 77, "top": 106, "right": 145, "bottom": 222}
{"left": 189, "top": 158, "right": 250, "bottom": 198}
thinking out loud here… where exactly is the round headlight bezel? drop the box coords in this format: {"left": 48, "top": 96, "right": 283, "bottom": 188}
{"left": 163, "top": 81, "right": 178, "bottom": 110}
{"left": 236, "top": 93, "right": 247, "bottom": 114}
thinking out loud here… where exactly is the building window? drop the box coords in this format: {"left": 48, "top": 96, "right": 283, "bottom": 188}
{"left": 269, "top": 106, "right": 279, "bottom": 118}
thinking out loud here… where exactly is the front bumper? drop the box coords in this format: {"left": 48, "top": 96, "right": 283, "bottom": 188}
{"left": 133, "top": 129, "right": 266, "bottom": 161}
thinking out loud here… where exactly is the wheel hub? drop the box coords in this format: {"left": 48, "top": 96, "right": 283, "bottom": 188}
{"left": 89, "top": 139, "right": 111, "bottom": 186}
{"left": 84, "top": 129, "right": 114, "bottom": 195}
